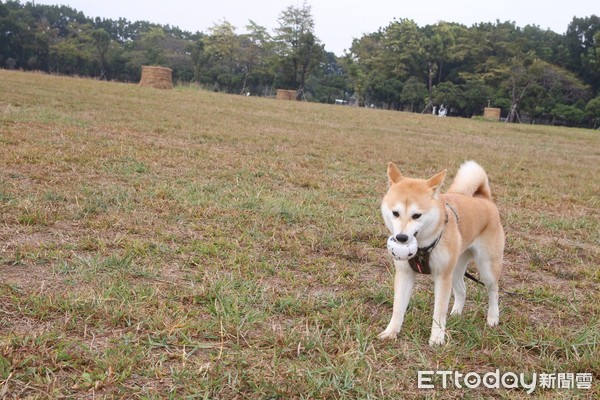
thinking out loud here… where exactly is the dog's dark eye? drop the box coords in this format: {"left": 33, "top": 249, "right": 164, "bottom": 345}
{"left": 412, "top": 213, "right": 422, "bottom": 220}
{"left": 392, "top": 211, "right": 400, "bottom": 218}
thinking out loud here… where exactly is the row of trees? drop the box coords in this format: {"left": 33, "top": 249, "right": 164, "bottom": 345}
{"left": 1, "top": 0, "right": 599, "bottom": 127}
{"left": 347, "top": 17, "right": 600, "bottom": 126}
{"left": 0, "top": 0, "right": 341, "bottom": 101}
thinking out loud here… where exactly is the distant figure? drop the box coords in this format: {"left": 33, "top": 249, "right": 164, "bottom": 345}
{"left": 438, "top": 104, "right": 447, "bottom": 117}
{"left": 432, "top": 106, "right": 437, "bottom": 115}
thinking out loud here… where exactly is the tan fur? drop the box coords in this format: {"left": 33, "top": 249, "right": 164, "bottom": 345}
{"left": 380, "top": 161, "right": 504, "bottom": 345}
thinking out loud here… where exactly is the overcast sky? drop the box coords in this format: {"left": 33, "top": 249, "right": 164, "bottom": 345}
{"left": 34, "top": 0, "right": 598, "bottom": 55}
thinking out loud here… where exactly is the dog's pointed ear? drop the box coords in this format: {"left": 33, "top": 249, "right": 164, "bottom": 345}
{"left": 387, "top": 162, "right": 404, "bottom": 185}
{"left": 427, "top": 169, "right": 446, "bottom": 196}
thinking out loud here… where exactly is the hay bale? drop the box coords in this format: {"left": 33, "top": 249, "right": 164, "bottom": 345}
{"left": 139, "top": 66, "right": 173, "bottom": 89}
{"left": 483, "top": 107, "right": 501, "bottom": 121}
{"left": 276, "top": 89, "right": 297, "bottom": 100}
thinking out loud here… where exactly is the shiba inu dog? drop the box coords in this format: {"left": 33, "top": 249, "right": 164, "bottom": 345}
{"left": 379, "top": 161, "right": 504, "bottom": 345}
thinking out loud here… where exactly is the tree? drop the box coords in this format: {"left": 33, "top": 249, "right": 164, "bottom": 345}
{"left": 486, "top": 55, "right": 589, "bottom": 123}
{"left": 189, "top": 34, "right": 208, "bottom": 84}
{"left": 274, "top": 1, "right": 324, "bottom": 98}
{"left": 382, "top": 19, "right": 425, "bottom": 81}
{"left": 433, "top": 81, "right": 460, "bottom": 111}
{"left": 421, "top": 23, "right": 457, "bottom": 112}
{"left": 239, "top": 20, "right": 273, "bottom": 94}
{"left": 580, "top": 30, "right": 600, "bottom": 94}
{"left": 139, "top": 27, "right": 166, "bottom": 65}
{"left": 461, "top": 79, "right": 493, "bottom": 117}
{"left": 497, "top": 56, "right": 541, "bottom": 123}
{"left": 401, "top": 76, "right": 427, "bottom": 112}
{"left": 585, "top": 96, "right": 600, "bottom": 128}
{"left": 0, "top": 2, "right": 38, "bottom": 69}
{"left": 565, "top": 15, "right": 600, "bottom": 91}
{"left": 367, "top": 71, "right": 402, "bottom": 109}
{"left": 341, "top": 55, "right": 367, "bottom": 107}
{"left": 347, "top": 32, "right": 382, "bottom": 106}
{"left": 306, "top": 51, "right": 351, "bottom": 104}
{"left": 551, "top": 104, "right": 585, "bottom": 126}
{"left": 91, "top": 28, "right": 110, "bottom": 79}
{"left": 205, "top": 20, "right": 239, "bottom": 92}
{"left": 348, "top": 19, "right": 425, "bottom": 108}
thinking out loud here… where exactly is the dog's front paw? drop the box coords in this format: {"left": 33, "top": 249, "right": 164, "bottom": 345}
{"left": 450, "top": 307, "right": 463, "bottom": 316}
{"left": 428, "top": 337, "right": 445, "bottom": 346}
{"left": 428, "top": 331, "right": 446, "bottom": 346}
{"left": 487, "top": 316, "right": 499, "bottom": 327}
{"left": 378, "top": 329, "right": 399, "bottom": 340}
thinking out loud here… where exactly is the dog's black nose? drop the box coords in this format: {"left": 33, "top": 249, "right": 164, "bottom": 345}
{"left": 395, "top": 234, "right": 409, "bottom": 243}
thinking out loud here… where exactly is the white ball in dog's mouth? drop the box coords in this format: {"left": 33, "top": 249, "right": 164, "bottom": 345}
{"left": 387, "top": 235, "right": 418, "bottom": 260}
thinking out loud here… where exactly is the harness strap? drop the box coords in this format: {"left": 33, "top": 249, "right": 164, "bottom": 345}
{"left": 446, "top": 202, "right": 459, "bottom": 223}
{"left": 408, "top": 202, "right": 458, "bottom": 275}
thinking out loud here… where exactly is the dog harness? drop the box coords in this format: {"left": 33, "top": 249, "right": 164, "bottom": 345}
{"left": 408, "top": 203, "right": 459, "bottom": 274}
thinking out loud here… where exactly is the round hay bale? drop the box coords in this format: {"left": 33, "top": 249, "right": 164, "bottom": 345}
{"left": 139, "top": 66, "right": 173, "bottom": 89}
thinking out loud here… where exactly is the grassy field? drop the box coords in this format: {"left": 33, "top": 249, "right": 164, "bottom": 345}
{"left": 0, "top": 69, "right": 598, "bottom": 399}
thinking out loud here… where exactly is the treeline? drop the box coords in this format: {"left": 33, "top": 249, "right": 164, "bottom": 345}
{"left": 1, "top": 0, "right": 599, "bottom": 128}
{"left": 348, "top": 17, "right": 600, "bottom": 127}
{"left": 0, "top": 0, "right": 343, "bottom": 101}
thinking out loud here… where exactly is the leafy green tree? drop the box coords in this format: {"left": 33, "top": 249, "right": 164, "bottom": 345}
{"left": 239, "top": 20, "right": 273, "bottom": 94}
{"left": 367, "top": 71, "right": 402, "bottom": 109}
{"left": 306, "top": 51, "right": 351, "bottom": 103}
{"left": 189, "top": 34, "right": 208, "bottom": 83}
{"left": 139, "top": 27, "right": 166, "bottom": 65}
{"left": 422, "top": 22, "right": 457, "bottom": 112}
{"left": 47, "top": 22, "right": 97, "bottom": 75}
{"left": 551, "top": 104, "right": 585, "bottom": 126}
{"left": 0, "top": 2, "right": 37, "bottom": 69}
{"left": 205, "top": 20, "right": 239, "bottom": 92}
{"left": 520, "top": 24, "right": 568, "bottom": 66}
{"left": 585, "top": 96, "right": 600, "bottom": 128}
{"left": 274, "top": 1, "right": 324, "bottom": 98}
{"left": 341, "top": 55, "right": 368, "bottom": 106}
{"left": 349, "top": 19, "right": 425, "bottom": 108}
{"left": 461, "top": 79, "right": 493, "bottom": 117}
{"left": 433, "top": 81, "right": 460, "bottom": 110}
{"left": 580, "top": 30, "right": 600, "bottom": 94}
{"left": 490, "top": 56, "right": 541, "bottom": 123}
{"left": 565, "top": 15, "right": 600, "bottom": 91}
{"left": 534, "top": 63, "right": 589, "bottom": 116}
{"left": 346, "top": 32, "right": 382, "bottom": 106}
{"left": 401, "top": 76, "right": 427, "bottom": 111}
{"left": 383, "top": 19, "right": 425, "bottom": 80}
{"left": 91, "top": 28, "right": 110, "bottom": 78}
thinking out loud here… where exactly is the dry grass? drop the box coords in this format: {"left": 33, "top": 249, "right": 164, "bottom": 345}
{"left": 0, "top": 70, "right": 598, "bottom": 398}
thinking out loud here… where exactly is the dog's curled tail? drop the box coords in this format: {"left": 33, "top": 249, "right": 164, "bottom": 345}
{"left": 447, "top": 160, "right": 492, "bottom": 200}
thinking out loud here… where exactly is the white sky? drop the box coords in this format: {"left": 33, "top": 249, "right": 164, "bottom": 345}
{"left": 33, "top": 0, "right": 598, "bottom": 55}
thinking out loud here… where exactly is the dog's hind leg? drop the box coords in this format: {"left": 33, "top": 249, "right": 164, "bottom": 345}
{"left": 450, "top": 253, "right": 471, "bottom": 316}
{"left": 474, "top": 250, "right": 502, "bottom": 327}
{"left": 379, "top": 262, "right": 416, "bottom": 340}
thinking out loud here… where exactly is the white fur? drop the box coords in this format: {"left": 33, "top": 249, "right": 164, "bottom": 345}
{"left": 448, "top": 161, "right": 491, "bottom": 199}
